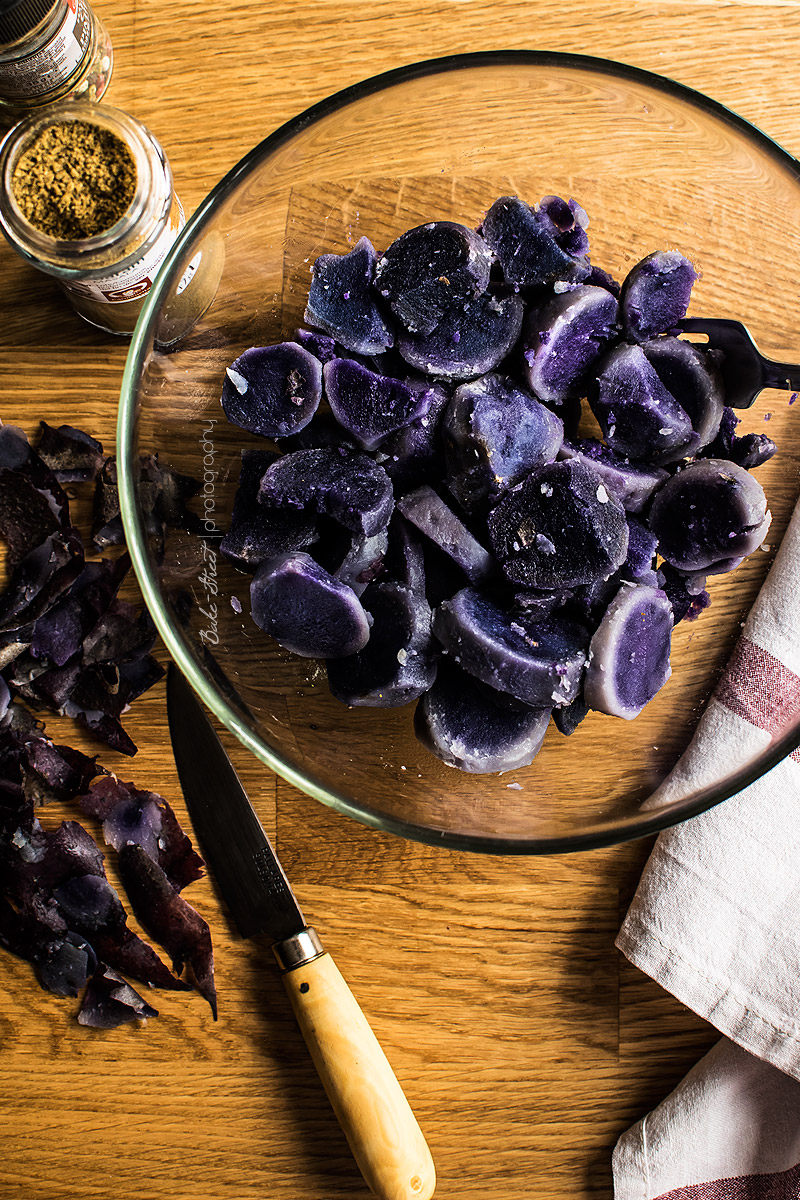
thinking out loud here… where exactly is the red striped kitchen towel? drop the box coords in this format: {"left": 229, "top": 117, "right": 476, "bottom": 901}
{"left": 612, "top": 500, "right": 800, "bottom": 1198}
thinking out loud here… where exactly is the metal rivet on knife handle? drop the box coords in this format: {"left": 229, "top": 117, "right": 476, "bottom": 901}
{"left": 282, "top": 948, "right": 436, "bottom": 1200}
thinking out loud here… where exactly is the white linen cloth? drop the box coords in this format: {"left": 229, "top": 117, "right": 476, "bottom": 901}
{"left": 612, "top": 500, "right": 800, "bottom": 1198}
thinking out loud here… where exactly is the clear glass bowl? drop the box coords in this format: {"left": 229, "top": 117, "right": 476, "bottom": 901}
{"left": 118, "top": 51, "right": 800, "bottom": 853}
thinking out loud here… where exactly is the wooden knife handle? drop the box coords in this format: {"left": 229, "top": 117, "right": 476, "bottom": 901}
{"left": 281, "top": 950, "right": 436, "bottom": 1200}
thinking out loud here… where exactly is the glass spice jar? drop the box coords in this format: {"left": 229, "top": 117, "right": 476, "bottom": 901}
{"left": 0, "top": 99, "right": 223, "bottom": 339}
{"left": 0, "top": 0, "right": 113, "bottom": 120}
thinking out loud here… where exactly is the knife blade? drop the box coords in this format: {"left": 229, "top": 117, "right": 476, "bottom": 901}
{"left": 166, "top": 664, "right": 436, "bottom": 1200}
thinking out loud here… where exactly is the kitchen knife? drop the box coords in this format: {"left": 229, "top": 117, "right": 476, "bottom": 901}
{"left": 166, "top": 663, "right": 436, "bottom": 1200}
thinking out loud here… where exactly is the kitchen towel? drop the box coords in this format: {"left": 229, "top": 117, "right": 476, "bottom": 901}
{"left": 612, "top": 498, "right": 800, "bottom": 1198}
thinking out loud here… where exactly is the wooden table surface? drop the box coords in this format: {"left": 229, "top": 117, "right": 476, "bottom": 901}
{"left": 1, "top": 3, "right": 798, "bottom": 1197}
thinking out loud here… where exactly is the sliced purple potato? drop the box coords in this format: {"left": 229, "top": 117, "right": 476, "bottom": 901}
{"left": 590, "top": 343, "right": 698, "bottom": 463}
{"left": 558, "top": 439, "right": 669, "bottom": 513}
{"left": 659, "top": 563, "right": 711, "bottom": 624}
{"left": 585, "top": 264, "right": 621, "bottom": 297}
{"left": 551, "top": 692, "right": 590, "bottom": 736}
{"left": 624, "top": 516, "right": 659, "bottom": 580}
{"left": 220, "top": 448, "right": 318, "bottom": 572}
{"left": 396, "top": 291, "right": 524, "bottom": 382}
{"left": 414, "top": 659, "right": 551, "bottom": 774}
{"left": 442, "top": 373, "right": 563, "bottom": 511}
{"left": 250, "top": 551, "right": 371, "bottom": 658}
{"left": 279, "top": 410, "right": 357, "bottom": 453}
{"left": 648, "top": 458, "right": 771, "bottom": 573}
{"left": 584, "top": 584, "right": 674, "bottom": 719}
{"left": 396, "top": 486, "right": 495, "bottom": 585}
{"left": 479, "top": 195, "right": 589, "bottom": 288}
{"left": 305, "top": 237, "right": 394, "bottom": 356}
{"left": 620, "top": 250, "right": 697, "bottom": 342}
{"left": 383, "top": 513, "right": 427, "bottom": 593}
{"left": 330, "top": 527, "right": 388, "bottom": 596}
{"left": 700, "top": 406, "right": 778, "bottom": 470}
{"left": 377, "top": 380, "right": 449, "bottom": 491}
{"left": 523, "top": 285, "right": 619, "bottom": 404}
{"left": 432, "top": 587, "right": 588, "bottom": 708}
{"left": 323, "top": 358, "right": 432, "bottom": 451}
{"left": 327, "top": 581, "right": 436, "bottom": 707}
{"left": 258, "top": 447, "right": 394, "bottom": 537}
{"left": 373, "top": 220, "right": 493, "bottom": 335}
{"left": 642, "top": 337, "right": 724, "bottom": 452}
{"left": 536, "top": 196, "right": 590, "bottom": 258}
{"left": 220, "top": 342, "right": 322, "bottom": 438}
{"left": 487, "top": 459, "right": 629, "bottom": 590}
{"left": 293, "top": 327, "right": 340, "bottom": 363}
{"left": 220, "top": 504, "right": 318, "bottom": 574}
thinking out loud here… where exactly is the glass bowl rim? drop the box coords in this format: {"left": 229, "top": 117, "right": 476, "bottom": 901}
{"left": 118, "top": 49, "right": 800, "bottom": 855}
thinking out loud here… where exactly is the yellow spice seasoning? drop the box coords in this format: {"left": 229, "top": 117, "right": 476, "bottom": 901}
{"left": 0, "top": 99, "right": 222, "bottom": 339}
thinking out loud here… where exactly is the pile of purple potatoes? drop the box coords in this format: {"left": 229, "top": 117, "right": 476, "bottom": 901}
{"left": 218, "top": 194, "right": 776, "bottom": 774}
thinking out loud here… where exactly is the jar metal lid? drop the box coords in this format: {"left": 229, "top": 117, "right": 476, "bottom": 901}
{"left": 0, "top": 0, "right": 60, "bottom": 46}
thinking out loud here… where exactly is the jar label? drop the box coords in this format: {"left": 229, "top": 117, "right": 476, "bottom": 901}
{"left": 63, "top": 199, "right": 187, "bottom": 306}
{"left": 0, "top": 0, "right": 92, "bottom": 100}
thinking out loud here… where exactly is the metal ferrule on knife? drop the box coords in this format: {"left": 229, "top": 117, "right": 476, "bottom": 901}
{"left": 273, "top": 927, "right": 325, "bottom": 972}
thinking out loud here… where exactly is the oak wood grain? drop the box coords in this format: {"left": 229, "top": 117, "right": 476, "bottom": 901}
{"left": 0, "top": 3, "right": 794, "bottom": 1197}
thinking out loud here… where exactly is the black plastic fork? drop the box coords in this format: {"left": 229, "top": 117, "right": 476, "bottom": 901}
{"left": 679, "top": 317, "right": 800, "bottom": 409}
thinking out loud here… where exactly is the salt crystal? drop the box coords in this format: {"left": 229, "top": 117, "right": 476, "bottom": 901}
{"left": 596, "top": 484, "right": 609, "bottom": 503}
{"left": 225, "top": 367, "right": 248, "bottom": 395}
{"left": 397, "top": 648, "right": 408, "bottom": 664}
{"left": 506, "top": 782, "right": 523, "bottom": 790}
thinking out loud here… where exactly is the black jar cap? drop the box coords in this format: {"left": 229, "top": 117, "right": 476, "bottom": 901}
{"left": 0, "top": 0, "right": 60, "bottom": 47}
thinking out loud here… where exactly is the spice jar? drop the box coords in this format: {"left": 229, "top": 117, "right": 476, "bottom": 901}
{"left": 0, "top": 0, "right": 112, "bottom": 119}
{"left": 0, "top": 99, "right": 222, "bottom": 338}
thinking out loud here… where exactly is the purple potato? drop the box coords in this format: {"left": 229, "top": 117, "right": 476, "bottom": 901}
{"left": 383, "top": 513, "right": 427, "bottom": 594}
{"left": 293, "top": 327, "right": 340, "bottom": 363}
{"left": 249, "top": 551, "right": 371, "bottom": 658}
{"left": 700, "top": 405, "right": 777, "bottom": 470}
{"left": 220, "top": 509, "right": 319, "bottom": 574}
{"left": 658, "top": 563, "right": 712, "bottom": 624}
{"left": 414, "top": 660, "right": 551, "bottom": 774}
{"left": 221, "top": 342, "right": 322, "bottom": 438}
{"left": 537, "top": 196, "right": 590, "bottom": 258}
{"left": 624, "top": 516, "right": 659, "bottom": 581}
{"left": 487, "top": 459, "right": 629, "bottom": 590}
{"left": 584, "top": 584, "right": 674, "bottom": 719}
{"left": 397, "top": 486, "right": 495, "bottom": 585}
{"left": 590, "top": 343, "right": 698, "bottom": 463}
{"left": 551, "top": 692, "right": 590, "bottom": 736}
{"left": 479, "top": 195, "right": 590, "bottom": 288}
{"left": 278, "top": 410, "right": 357, "bottom": 453}
{"left": 642, "top": 336, "right": 724, "bottom": 452}
{"left": 305, "top": 236, "right": 394, "bottom": 356}
{"left": 258, "top": 447, "right": 394, "bottom": 537}
{"left": 326, "top": 581, "right": 436, "bottom": 707}
{"left": 373, "top": 220, "right": 493, "bottom": 335}
{"left": 442, "top": 373, "right": 563, "bottom": 511}
{"left": 323, "top": 358, "right": 432, "bottom": 451}
{"left": 620, "top": 250, "right": 697, "bottom": 342}
{"left": 557, "top": 439, "right": 669, "bottom": 513}
{"left": 396, "top": 291, "right": 524, "bottom": 382}
{"left": 378, "top": 380, "right": 449, "bottom": 491}
{"left": 523, "top": 285, "right": 619, "bottom": 404}
{"left": 648, "top": 458, "right": 771, "bottom": 573}
{"left": 330, "top": 528, "right": 388, "bottom": 596}
{"left": 220, "top": 448, "right": 318, "bottom": 572}
{"left": 432, "top": 587, "right": 588, "bottom": 708}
